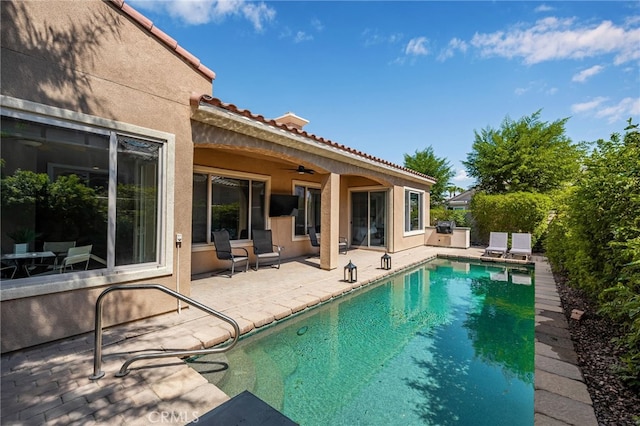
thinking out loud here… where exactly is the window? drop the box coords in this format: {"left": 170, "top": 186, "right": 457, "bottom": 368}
{"left": 0, "top": 112, "right": 167, "bottom": 287}
{"left": 404, "top": 189, "right": 424, "bottom": 232}
{"left": 294, "top": 184, "right": 321, "bottom": 236}
{"left": 192, "top": 170, "right": 267, "bottom": 242}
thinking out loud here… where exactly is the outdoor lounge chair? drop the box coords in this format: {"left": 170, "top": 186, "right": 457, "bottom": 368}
{"left": 509, "top": 232, "right": 532, "bottom": 260}
{"left": 252, "top": 229, "right": 282, "bottom": 270}
{"left": 483, "top": 232, "right": 508, "bottom": 257}
{"left": 212, "top": 230, "right": 249, "bottom": 277}
{"left": 308, "top": 227, "right": 348, "bottom": 254}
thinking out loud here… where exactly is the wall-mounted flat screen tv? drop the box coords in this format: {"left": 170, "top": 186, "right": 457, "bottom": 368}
{"left": 269, "top": 194, "right": 299, "bottom": 217}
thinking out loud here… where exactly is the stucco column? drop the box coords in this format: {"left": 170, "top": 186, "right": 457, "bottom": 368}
{"left": 320, "top": 173, "right": 340, "bottom": 270}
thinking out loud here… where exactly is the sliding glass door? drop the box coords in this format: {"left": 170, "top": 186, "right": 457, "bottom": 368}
{"left": 351, "top": 191, "right": 386, "bottom": 248}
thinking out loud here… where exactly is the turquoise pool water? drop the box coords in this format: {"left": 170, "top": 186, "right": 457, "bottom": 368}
{"left": 191, "top": 258, "right": 535, "bottom": 425}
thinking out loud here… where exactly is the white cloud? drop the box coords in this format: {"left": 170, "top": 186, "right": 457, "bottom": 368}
{"left": 405, "top": 37, "right": 429, "bottom": 56}
{"left": 311, "top": 18, "right": 324, "bottom": 32}
{"left": 294, "top": 31, "right": 313, "bottom": 43}
{"left": 130, "top": 0, "right": 275, "bottom": 31}
{"left": 595, "top": 97, "right": 640, "bottom": 123}
{"left": 452, "top": 169, "right": 470, "bottom": 183}
{"left": 535, "top": 4, "right": 554, "bottom": 13}
{"left": 437, "top": 37, "right": 468, "bottom": 61}
{"left": 515, "top": 80, "right": 558, "bottom": 96}
{"left": 362, "top": 29, "right": 403, "bottom": 47}
{"left": 471, "top": 17, "right": 640, "bottom": 65}
{"left": 571, "top": 97, "right": 608, "bottom": 113}
{"left": 572, "top": 65, "right": 605, "bottom": 83}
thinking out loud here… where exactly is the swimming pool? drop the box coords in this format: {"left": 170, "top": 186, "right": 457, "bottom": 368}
{"left": 190, "top": 257, "right": 535, "bottom": 425}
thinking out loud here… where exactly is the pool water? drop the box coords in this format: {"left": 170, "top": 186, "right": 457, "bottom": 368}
{"left": 190, "top": 258, "right": 535, "bottom": 425}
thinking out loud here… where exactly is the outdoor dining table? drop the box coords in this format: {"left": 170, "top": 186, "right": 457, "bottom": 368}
{"left": 1, "top": 251, "right": 56, "bottom": 277}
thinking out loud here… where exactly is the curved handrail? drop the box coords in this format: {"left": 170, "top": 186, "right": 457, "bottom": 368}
{"left": 89, "top": 284, "right": 240, "bottom": 380}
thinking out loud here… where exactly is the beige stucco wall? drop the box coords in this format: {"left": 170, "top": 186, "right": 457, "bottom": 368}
{"left": 425, "top": 227, "right": 470, "bottom": 248}
{"left": 1, "top": 0, "right": 212, "bottom": 352}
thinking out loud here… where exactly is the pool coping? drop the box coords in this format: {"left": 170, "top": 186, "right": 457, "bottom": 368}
{"left": 0, "top": 247, "right": 599, "bottom": 425}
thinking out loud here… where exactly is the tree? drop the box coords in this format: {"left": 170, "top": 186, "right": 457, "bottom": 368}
{"left": 463, "top": 110, "right": 585, "bottom": 194}
{"left": 404, "top": 146, "right": 455, "bottom": 206}
{"left": 446, "top": 185, "right": 464, "bottom": 198}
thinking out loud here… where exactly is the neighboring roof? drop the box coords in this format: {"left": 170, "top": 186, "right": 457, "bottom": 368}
{"left": 447, "top": 188, "right": 476, "bottom": 205}
{"left": 107, "top": 0, "right": 215, "bottom": 81}
{"left": 190, "top": 94, "right": 438, "bottom": 184}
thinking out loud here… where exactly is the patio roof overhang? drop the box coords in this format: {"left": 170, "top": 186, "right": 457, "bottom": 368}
{"left": 190, "top": 94, "right": 436, "bottom": 187}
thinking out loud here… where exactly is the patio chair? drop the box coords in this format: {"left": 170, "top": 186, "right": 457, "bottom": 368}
{"left": 54, "top": 244, "right": 93, "bottom": 273}
{"left": 1, "top": 262, "right": 17, "bottom": 279}
{"left": 307, "top": 227, "right": 348, "bottom": 255}
{"left": 212, "top": 230, "right": 249, "bottom": 277}
{"left": 252, "top": 229, "right": 282, "bottom": 270}
{"left": 509, "top": 233, "right": 532, "bottom": 260}
{"left": 43, "top": 241, "right": 76, "bottom": 267}
{"left": 483, "top": 232, "right": 508, "bottom": 257}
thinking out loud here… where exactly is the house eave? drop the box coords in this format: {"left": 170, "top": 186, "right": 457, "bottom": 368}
{"left": 191, "top": 99, "right": 436, "bottom": 187}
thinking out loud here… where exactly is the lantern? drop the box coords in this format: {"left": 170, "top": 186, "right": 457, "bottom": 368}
{"left": 381, "top": 252, "right": 392, "bottom": 270}
{"left": 343, "top": 260, "right": 357, "bottom": 283}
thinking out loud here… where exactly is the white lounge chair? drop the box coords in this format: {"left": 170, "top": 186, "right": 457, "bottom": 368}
{"left": 484, "top": 232, "right": 508, "bottom": 257}
{"left": 509, "top": 233, "right": 532, "bottom": 260}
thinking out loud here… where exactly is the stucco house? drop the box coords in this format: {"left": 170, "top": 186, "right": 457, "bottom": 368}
{"left": 0, "top": 0, "right": 434, "bottom": 353}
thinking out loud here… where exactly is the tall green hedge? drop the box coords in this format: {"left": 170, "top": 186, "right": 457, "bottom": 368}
{"left": 470, "top": 191, "right": 552, "bottom": 248}
{"left": 545, "top": 121, "right": 640, "bottom": 388}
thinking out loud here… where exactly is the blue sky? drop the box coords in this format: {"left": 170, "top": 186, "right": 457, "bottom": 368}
{"left": 131, "top": 1, "right": 639, "bottom": 189}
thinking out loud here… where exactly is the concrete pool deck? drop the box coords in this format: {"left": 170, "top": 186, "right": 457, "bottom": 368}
{"left": 1, "top": 246, "right": 597, "bottom": 425}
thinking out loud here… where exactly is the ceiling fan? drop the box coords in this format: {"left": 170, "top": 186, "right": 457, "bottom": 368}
{"left": 286, "top": 165, "right": 315, "bottom": 175}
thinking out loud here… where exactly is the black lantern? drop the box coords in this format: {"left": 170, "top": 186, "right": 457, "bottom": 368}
{"left": 344, "top": 260, "right": 357, "bottom": 283}
{"left": 381, "top": 252, "right": 392, "bottom": 270}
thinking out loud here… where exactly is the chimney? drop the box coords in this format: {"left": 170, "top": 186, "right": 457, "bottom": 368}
{"left": 274, "top": 112, "right": 309, "bottom": 130}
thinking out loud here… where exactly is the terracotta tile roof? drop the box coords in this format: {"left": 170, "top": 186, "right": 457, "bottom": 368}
{"left": 107, "top": 0, "right": 215, "bottom": 81}
{"left": 191, "top": 94, "right": 437, "bottom": 183}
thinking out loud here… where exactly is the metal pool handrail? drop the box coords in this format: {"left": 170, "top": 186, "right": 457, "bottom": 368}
{"left": 89, "top": 284, "right": 240, "bottom": 380}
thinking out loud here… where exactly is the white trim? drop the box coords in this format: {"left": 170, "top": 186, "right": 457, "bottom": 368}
{"left": 403, "top": 187, "right": 426, "bottom": 236}
{"left": 0, "top": 96, "right": 175, "bottom": 301}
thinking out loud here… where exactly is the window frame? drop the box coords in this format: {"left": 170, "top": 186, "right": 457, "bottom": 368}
{"left": 192, "top": 166, "right": 271, "bottom": 246}
{"left": 0, "top": 96, "right": 174, "bottom": 301}
{"left": 292, "top": 180, "right": 321, "bottom": 241}
{"left": 404, "top": 187, "right": 425, "bottom": 235}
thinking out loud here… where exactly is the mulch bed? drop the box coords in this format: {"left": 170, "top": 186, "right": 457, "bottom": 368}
{"left": 554, "top": 277, "right": 640, "bottom": 425}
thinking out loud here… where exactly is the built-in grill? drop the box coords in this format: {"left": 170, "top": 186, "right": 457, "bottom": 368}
{"left": 435, "top": 220, "right": 456, "bottom": 234}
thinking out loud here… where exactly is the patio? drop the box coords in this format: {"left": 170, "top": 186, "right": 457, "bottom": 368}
{"left": 0, "top": 246, "right": 596, "bottom": 425}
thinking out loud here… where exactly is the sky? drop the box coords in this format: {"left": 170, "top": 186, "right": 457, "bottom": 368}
{"left": 130, "top": 1, "right": 640, "bottom": 189}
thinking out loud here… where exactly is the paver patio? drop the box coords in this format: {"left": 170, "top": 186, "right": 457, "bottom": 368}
{"left": 1, "top": 246, "right": 596, "bottom": 425}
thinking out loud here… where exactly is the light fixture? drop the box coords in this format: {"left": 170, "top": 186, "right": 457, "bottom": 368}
{"left": 344, "top": 260, "right": 357, "bottom": 283}
{"left": 381, "top": 252, "right": 392, "bottom": 270}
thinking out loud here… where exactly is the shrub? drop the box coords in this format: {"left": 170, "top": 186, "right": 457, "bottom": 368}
{"left": 545, "top": 119, "right": 640, "bottom": 388}
{"left": 430, "top": 207, "right": 471, "bottom": 228}
{"left": 470, "top": 191, "right": 552, "bottom": 248}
